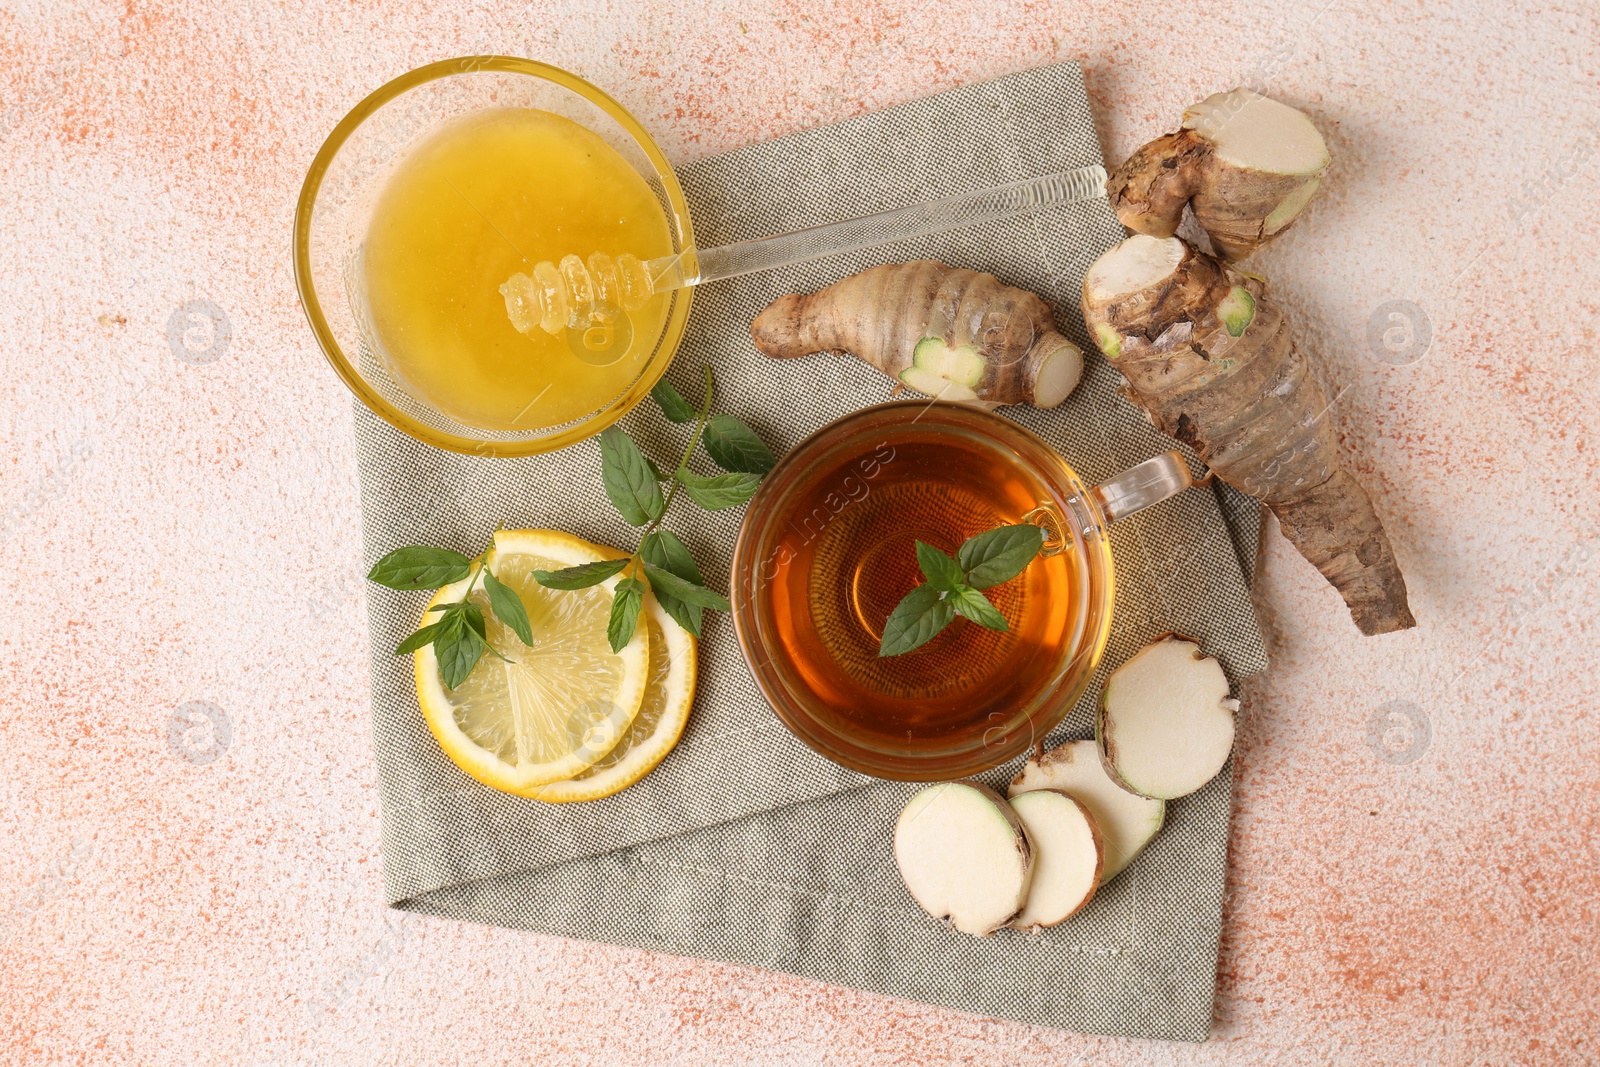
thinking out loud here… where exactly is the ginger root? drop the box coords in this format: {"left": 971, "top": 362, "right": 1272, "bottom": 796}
{"left": 751, "top": 261, "right": 1083, "bottom": 408}
{"left": 1082, "top": 235, "right": 1415, "bottom": 636}
{"left": 1107, "top": 88, "right": 1330, "bottom": 261}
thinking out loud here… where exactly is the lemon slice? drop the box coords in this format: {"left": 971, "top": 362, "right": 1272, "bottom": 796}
{"left": 413, "top": 529, "right": 649, "bottom": 795}
{"left": 531, "top": 583, "right": 697, "bottom": 803}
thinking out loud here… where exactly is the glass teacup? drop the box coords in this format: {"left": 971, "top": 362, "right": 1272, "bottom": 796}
{"left": 729, "top": 401, "right": 1193, "bottom": 780}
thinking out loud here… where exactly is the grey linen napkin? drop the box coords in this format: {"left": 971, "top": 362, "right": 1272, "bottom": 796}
{"left": 354, "top": 62, "right": 1267, "bottom": 1041}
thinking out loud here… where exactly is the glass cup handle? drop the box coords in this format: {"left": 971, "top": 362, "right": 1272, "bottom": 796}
{"left": 1091, "top": 451, "right": 1196, "bottom": 524}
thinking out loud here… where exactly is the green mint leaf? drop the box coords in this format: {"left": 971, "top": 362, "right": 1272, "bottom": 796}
{"left": 394, "top": 620, "right": 448, "bottom": 655}
{"left": 676, "top": 468, "right": 761, "bottom": 510}
{"left": 646, "top": 457, "right": 667, "bottom": 481}
{"left": 650, "top": 378, "right": 697, "bottom": 423}
{"left": 701, "top": 414, "right": 776, "bottom": 475}
{"left": 608, "top": 577, "right": 646, "bottom": 653}
{"left": 949, "top": 585, "right": 1008, "bottom": 632}
{"left": 640, "top": 530, "right": 703, "bottom": 584}
{"left": 367, "top": 546, "right": 471, "bottom": 590}
{"left": 642, "top": 563, "right": 731, "bottom": 611}
{"left": 533, "top": 557, "right": 631, "bottom": 590}
{"left": 640, "top": 530, "right": 703, "bottom": 636}
{"left": 460, "top": 600, "right": 487, "bottom": 640}
{"left": 484, "top": 569, "right": 534, "bottom": 646}
{"left": 457, "top": 600, "right": 510, "bottom": 662}
{"left": 957, "top": 523, "right": 1045, "bottom": 590}
{"left": 434, "top": 614, "right": 485, "bottom": 689}
{"left": 914, "top": 541, "right": 964, "bottom": 591}
{"left": 599, "top": 426, "right": 665, "bottom": 526}
{"left": 878, "top": 584, "right": 956, "bottom": 657}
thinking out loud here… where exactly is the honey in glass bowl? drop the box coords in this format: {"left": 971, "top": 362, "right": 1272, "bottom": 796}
{"left": 361, "top": 107, "right": 675, "bottom": 432}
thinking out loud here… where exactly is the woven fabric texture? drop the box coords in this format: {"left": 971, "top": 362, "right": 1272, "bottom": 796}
{"left": 354, "top": 62, "right": 1266, "bottom": 1041}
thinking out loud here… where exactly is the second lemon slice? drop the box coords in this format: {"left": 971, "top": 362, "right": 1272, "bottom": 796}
{"left": 414, "top": 529, "right": 649, "bottom": 795}
{"left": 531, "top": 580, "right": 697, "bottom": 802}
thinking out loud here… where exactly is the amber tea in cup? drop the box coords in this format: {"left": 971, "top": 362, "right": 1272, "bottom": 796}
{"left": 731, "top": 401, "right": 1192, "bottom": 780}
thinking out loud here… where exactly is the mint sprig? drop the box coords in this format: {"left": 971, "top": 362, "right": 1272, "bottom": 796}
{"left": 368, "top": 550, "right": 525, "bottom": 689}
{"left": 878, "top": 525, "right": 1045, "bottom": 657}
{"left": 536, "top": 365, "right": 768, "bottom": 651}
{"left": 367, "top": 366, "right": 776, "bottom": 690}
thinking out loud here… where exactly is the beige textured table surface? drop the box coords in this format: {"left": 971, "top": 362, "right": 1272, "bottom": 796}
{"left": 2, "top": 2, "right": 1597, "bottom": 1064}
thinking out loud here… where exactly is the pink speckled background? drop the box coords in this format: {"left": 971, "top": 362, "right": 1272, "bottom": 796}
{"left": 2, "top": 1, "right": 1597, "bottom": 1063}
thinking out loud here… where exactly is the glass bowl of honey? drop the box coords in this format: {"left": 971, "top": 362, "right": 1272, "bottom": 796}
{"left": 730, "top": 401, "right": 1193, "bottom": 781}
{"left": 293, "top": 56, "right": 695, "bottom": 456}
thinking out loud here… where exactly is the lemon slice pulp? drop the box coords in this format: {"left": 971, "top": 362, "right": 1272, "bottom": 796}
{"left": 531, "top": 582, "right": 697, "bottom": 803}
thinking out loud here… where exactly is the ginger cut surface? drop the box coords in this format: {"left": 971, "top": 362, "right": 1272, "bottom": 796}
{"left": 1107, "top": 88, "right": 1330, "bottom": 261}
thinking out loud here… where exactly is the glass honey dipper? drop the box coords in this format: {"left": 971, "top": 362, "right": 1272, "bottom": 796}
{"left": 499, "top": 164, "right": 1108, "bottom": 361}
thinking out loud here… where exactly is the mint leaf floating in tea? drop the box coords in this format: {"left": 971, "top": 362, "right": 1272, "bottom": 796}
{"left": 914, "top": 541, "right": 964, "bottom": 592}
{"left": 958, "top": 523, "right": 1045, "bottom": 589}
{"left": 948, "top": 585, "right": 1008, "bottom": 632}
{"left": 879, "top": 584, "right": 956, "bottom": 657}
{"left": 878, "top": 523, "right": 1046, "bottom": 657}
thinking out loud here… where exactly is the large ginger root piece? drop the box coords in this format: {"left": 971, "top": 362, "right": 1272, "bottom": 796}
{"left": 751, "top": 261, "right": 1083, "bottom": 408}
{"left": 1107, "top": 88, "right": 1330, "bottom": 260}
{"left": 1082, "top": 235, "right": 1415, "bottom": 635}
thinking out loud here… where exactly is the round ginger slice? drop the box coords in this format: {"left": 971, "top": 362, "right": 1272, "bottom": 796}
{"left": 1011, "top": 739, "right": 1166, "bottom": 883}
{"left": 1097, "top": 636, "right": 1238, "bottom": 800}
{"left": 894, "top": 782, "right": 1032, "bottom": 937}
{"left": 1008, "top": 790, "right": 1102, "bottom": 930}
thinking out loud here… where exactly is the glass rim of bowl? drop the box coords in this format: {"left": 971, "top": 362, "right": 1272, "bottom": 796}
{"left": 292, "top": 55, "right": 697, "bottom": 457}
{"left": 729, "top": 401, "right": 1117, "bottom": 781}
